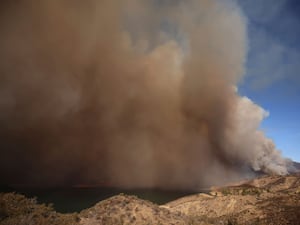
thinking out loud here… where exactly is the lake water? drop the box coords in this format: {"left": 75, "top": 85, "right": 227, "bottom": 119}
{"left": 0, "top": 187, "right": 196, "bottom": 213}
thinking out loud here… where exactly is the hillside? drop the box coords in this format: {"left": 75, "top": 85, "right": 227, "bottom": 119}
{"left": 166, "top": 173, "right": 300, "bottom": 225}
{"left": 1, "top": 173, "right": 300, "bottom": 225}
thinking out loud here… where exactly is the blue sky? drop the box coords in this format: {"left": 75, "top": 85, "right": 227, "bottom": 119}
{"left": 237, "top": 0, "right": 300, "bottom": 162}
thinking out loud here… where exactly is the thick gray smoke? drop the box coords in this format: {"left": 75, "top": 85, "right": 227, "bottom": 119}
{"left": 0, "top": 0, "right": 292, "bottom": 189}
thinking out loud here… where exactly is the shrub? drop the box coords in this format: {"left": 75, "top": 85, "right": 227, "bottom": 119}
{"left": 0, "top": 193, "right": 79, "bottom": 225}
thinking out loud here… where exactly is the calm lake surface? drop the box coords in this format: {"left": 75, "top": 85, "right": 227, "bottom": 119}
{"left": 0, "top": 187, "right": 197, "bottom": 213}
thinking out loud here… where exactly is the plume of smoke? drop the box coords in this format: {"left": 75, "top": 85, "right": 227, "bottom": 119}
{"left": 0, "top": 0, "right": 292, "bottom": 189}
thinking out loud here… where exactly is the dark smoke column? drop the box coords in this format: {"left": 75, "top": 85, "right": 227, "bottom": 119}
{"left": 0, "top": 0, "right": 291, "bottom": 189}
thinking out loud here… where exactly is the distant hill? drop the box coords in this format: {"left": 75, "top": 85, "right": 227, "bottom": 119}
{"left": 293, "top": 161, "right": 300, "bottom": 171}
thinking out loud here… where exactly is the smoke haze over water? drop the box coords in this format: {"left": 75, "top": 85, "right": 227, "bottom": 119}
{"left": 0, "top": 0, "right": 292, "bottom": 189}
